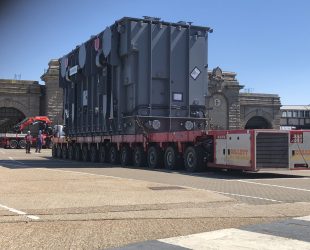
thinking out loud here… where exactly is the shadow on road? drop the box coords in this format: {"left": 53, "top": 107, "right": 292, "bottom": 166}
{"left": 0, "top": 154, "right": 308, "bottom": 180}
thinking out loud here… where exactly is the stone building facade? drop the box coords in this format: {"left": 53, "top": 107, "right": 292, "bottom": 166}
{"left": 206, "top": 67, "right": 281, "bottom": 130}
{"left": 0, "top": 59, "right": 63, "bottom": 132}
{"left": 207, "top": 68, "right": 242, "bottom": 130}
{"left": 41, "top": 60, "right": 63, "bottom": 125}
{"left": 240, "top": 93, "right": 281, "bottom": 129}
{"left": 0, "top": 79, "right": 42, "bottom": 132}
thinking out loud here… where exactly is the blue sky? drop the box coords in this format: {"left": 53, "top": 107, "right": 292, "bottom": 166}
{"left": 0, "top": 0, "right": 309, "bottom": 105}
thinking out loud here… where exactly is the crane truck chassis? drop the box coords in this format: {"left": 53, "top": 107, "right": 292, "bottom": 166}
{"left": 0, "top": 133, "right": 28, "bottom": 149}
{"left": 52, "top": 129, "right": 310, "bottom": 172}
{"left": 0, "top": 116, "right": 53, "bottom": 149}
{"left": 0, "top": 132, "right": 53, "bottom": 149}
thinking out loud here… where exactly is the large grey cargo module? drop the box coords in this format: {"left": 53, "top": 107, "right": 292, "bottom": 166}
{"left": 59, "top": 17, "right": 211, "bottom": 135}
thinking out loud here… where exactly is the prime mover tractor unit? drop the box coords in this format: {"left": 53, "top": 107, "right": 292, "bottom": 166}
{"left": 53, "top": 17, "right": 309, "bottom": 172}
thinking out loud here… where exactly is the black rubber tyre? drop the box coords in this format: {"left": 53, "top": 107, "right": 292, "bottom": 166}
{"left": 164, "top": 146, "right": 181, "bottom": 170}
{"left": 82, "top": 145, "right": 89, "bottom": 162}
{"left": 74, "top": 145, "right": 81, "bottom": 161}
{"left": 120, "top": 145, "right": 132, "bottom": 166}
{"left": 52, "top": 145, "right": 57, "bottom": 158}
{"left": 56, "top": 146, "right": 62, "bottom": 158}
{"left": 99, "top": 145, "right": 106, "bottom": 163}
{"left": 133, "top": 146, "right": 146, "bottom": 168}
{"left": 46, "top": 139, "right": 53, "bottom": 149}
{"left": 68, "top": 145, "right": 74, "bottom": 160}
{"left": 90, "top": 145, "right": 98, "bottom": 163}
{"left": 62, "top": 146, "right": 68, "bottom": 159}
{"left": 19, "top": 140, "right": 26, "bottom": 149}
{"left": 9, "top": 140, "right": 18, "bottom": 149}
{"left": 109, "top": 145, "right": 119, "bottom": 164}
{"left": 147, "top": 146, "right": 163, "bottom": 169}
{"left": 183, "top": 146, "right": 205, "bottom": 172}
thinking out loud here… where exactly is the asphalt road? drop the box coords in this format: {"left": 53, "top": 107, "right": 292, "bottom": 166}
{"left": 0, "top": 148, "right": 309, "bottom": 249}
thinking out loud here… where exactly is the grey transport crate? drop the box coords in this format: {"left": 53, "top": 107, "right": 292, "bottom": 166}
{"left": 59, "top": 17, "right": 211, "bottom": 135}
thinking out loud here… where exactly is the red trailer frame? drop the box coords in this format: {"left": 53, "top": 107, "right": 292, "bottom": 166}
{"left": 52, "top": 129, "right": 310, "bottom": 172}
{"left": 52, "top": 130, "right": 209, "bottom": 172}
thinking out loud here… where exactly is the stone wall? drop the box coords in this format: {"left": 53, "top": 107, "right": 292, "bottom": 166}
{"left": 0, "top": 79, "right": 41, "bottom": 117}
{"left": 207, "top": 68, "right": 243, "bottom": 130}
{"left": 207, "top": 67, "right": 281, "bottom": 130}
{"left": 41, "top": 60, "right": 63, "bottom": 125}
{"left": 240, "top": 93, "right": 281, "bottom": 129}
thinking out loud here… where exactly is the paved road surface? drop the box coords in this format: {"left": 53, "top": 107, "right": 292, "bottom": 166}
{"left": 0, "top": 149, "right": 309, "bottom": 249}
{"left": 115, "top": 216, "right": 310, "bottom": 250}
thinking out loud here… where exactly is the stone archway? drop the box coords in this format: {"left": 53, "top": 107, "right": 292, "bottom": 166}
{"left": 245, "top": 116, "right": 272, "bottom": 129}
{"left": 0, "top": 107, "right": 26, "bottom": 132}
{"left": 0, "top": 98, "right": 31, "bottom": 118}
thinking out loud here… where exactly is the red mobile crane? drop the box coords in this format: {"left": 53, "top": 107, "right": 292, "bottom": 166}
{"left": 0, "top": 116, "right": 53, "bottom": 149}
{"left": 14, "top": 116, "right": 52, "bottom": 133}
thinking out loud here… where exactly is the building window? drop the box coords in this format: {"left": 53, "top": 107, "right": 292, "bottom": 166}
{"left": 293, "top": 111, "right": 298, "bottom": 118}
{"left": 300, "top": 111, "right": 305, "bottom": 118}
{"left": 287, "top": 111, "right": 292, "bottom": 118}
{"left": 305, "top": 111, "right": 310, "bottom": 118}
{"left": 282, "top": 111, "right": 287, "bottom": 117}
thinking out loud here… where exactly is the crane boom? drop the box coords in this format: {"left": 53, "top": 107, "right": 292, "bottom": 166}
{"left": 14, "top": 116, "right": 52, "bottom": 132}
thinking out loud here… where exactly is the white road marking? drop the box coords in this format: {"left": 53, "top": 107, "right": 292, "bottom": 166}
{"left": 37, "top": 168, "right": 283, "bottom": 203}
{"left": 27, "top": 215, "right": 40, "bottom": 220}
{"left": 36, "top": 168, "right": 238, "bottom": 185}
{"left": 238, "top": 179, "right": 310, "bottom": 192}
{"left": 295, "top": 215, "right": 310, "bottom": 222}
{"left": 159, "top": 228, "right": 310, "bottom": 250}
{"left": 8, "top": 156, "right": 25, "bottom": 165}
{"left": 37, "top": 168, "right": 125, "bottom": 178}
{"left": 213, "top": 191, "right": 283, "bottom": 203}
{"left": 0, "top": 165, "right": 40, "bottom": 220}
{"left": 7, "top": 207, "right": 26, "bottom": 215}
{"left": 237, "top": 177, "right": 310, "bottom": 181}
{"left": 0, "top": 203, "right": 40, "bottom": 220}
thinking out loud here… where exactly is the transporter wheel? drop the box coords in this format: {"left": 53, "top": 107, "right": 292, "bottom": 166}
{"left": 19, "top": 140, "right": 26, "bottom": 149}
{"left": 109, "top": 145, "right": 119, "bottom": 164}
{"left": 99, "top": 145, "right": 106, "bottom": 163}
{"left": 52, "top": 145, "right": 57, "bottom": 158}
{"left": 120, "top": 145, "right": 132, "bottom": 166}
{"left": 62, "top": 146, "right": 68, "bottom": 159}
{"left": 82, "top": 145, "right": 89, "bottom": 162}
{"left": 164, "top": 146, "right": 181, "bottom": 170}
{"left": 147, "top": 146, "right": 163, "bottom": 169}
{"left": 46, "top": 139, "right": 53, "bottom": 149}
{"left": 68, "top": 145, "right": 74, "bottom": 160}
{"left": 133, "top": 146, "right": 146, "bottom": 168}
{"left": 9, "top": 140, "right": 18, "bottom": 149}
{"left": 74, "top": 145, "right": 81, "bottom": 161}
{"left": 183, "top": 146, "right": 205, "bottom": 172}
{"left": 56, "top": 146, "right": 62, "bottom": 158}
{"left": 90, "top": 145, "right": 98, "bottom": 163}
